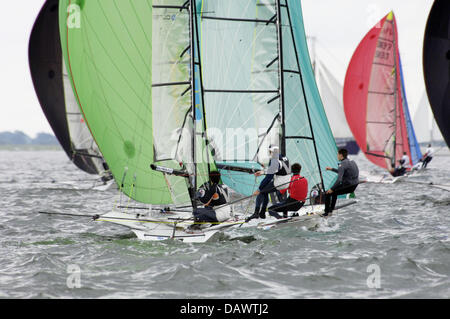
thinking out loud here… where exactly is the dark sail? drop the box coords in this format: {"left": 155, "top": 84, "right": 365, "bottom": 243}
{"left": 28, "top": 0, "right": 99, "bottom": 174}
{"left": 423, "top": 0, "right": 450, "bottom": 148}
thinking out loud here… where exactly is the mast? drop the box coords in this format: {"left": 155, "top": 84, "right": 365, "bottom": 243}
{"left": 275, "top": 0, "right": 286, "bottom": 155}
{"left": 189, "top": 0, "right": 197, "bottom": 210}
{"left": 390, "top": 13, "right": 399, "bottom": 169}
{"left": 193, "top": 0, "right": 211, "bottom": 176}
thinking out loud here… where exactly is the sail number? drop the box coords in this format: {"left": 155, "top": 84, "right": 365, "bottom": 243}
{"left": 375, "top": 40, "right": 392, "bottom": 60}
{"left": 375, "top": 50, "right": 390, "bottom": 60}
{"left": 377, "top": 41, "right": 392, "bottom": 51}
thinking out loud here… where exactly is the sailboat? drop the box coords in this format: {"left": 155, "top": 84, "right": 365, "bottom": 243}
{"left": 343, "top": 12, "right": 422, "bottom": 183}
{"left": 28, "top": 0, "right": 113, "bottom": 189}
{"left": 308, "top": 37, "right": 360, "bottom": 155}
{"left": 423, "top": 0, "right": 450, "bottom": 148}
{"left": 53, "top": 0, "right": 342, "bottom": 242}
{"left": 413, "top": 92, "right": 444, "bottom": 144}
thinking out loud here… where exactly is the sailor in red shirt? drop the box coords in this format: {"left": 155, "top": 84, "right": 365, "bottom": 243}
{"left": 268, "top": 163, "right": 308, "bottom": 219}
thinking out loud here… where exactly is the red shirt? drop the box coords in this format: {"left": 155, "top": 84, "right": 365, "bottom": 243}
{"left": 280, "top": 175, "right": 308, "bottom": 202}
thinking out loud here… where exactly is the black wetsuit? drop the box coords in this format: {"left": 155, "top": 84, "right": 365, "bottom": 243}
{"left": 193, "top": 182, "right": 228, "bottom": 223}
{"left": 392, "top": 159, "right": 407, "bottom": 177}
{"left": 324, "top": 158, "right": 359, "bottom": 215}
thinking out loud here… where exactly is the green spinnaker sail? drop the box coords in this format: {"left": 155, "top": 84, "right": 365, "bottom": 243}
{"left": 59, "top": 0, "right": 214, "bottom": 205}
{"left": 197, "top": 0, "right": 337, "bottom": 195}
{"left": 59, "top": 0, "right": 172, "bottom": 204}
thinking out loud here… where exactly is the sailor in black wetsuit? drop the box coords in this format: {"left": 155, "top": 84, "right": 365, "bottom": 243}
{"left": 323, "top": 148, "right": 359, "bottom": 216}
{"left": 192, "top": 171, "right": 231, "bottom": 225}
{"left": 391, "top": 152, "right": 409, "bottom": 177}
{"left": 246, "top": 145, "right": 290, "bottom": 222}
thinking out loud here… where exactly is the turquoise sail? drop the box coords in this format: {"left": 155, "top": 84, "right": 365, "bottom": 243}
{"left": 197, "top": 0, "right": 337, "bottom": 197}
{"left": 281, "top": 0, "right": 338, "bottom": 192}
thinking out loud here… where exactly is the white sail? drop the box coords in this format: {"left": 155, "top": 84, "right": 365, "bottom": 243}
{"left": 413, "top": 92, "right": 444, "bottom": 143}
{"left": 200, "top": 0, "right": 281, "bottom": 166}
{"left": 62, "top": 61, "right": 107, "bottom": 175}
{"left": 316, "top": 61, "right": 353, "bottom": 139}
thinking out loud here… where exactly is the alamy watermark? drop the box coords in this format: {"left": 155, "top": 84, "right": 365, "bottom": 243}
{"left": 366, "top": 264, "right": 381, "bottom": 289}
{"left": 66, "top": 264, "right": 81, "bottom": 289}
{"left": 67, "top": 4, "right": 81, "bottom": 29}
{"left": 158, "top": 125, "right": 279, "bottom": 165}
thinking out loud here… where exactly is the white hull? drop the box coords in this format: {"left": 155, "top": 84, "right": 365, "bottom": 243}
{"left": 240, "top": 204, "right": 325, "bottom": 231}
{"left": 97, "top": 204, "right": 326, "bottom": 243}
{"left": 98, "top": 207, "right": 240, "bottom": 243}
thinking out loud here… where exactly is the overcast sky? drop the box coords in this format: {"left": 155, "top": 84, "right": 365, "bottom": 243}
{"left": 0, "top": 0, "right": 434, "bottom": 138}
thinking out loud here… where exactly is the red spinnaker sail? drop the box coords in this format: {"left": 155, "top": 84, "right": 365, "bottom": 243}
{"left": 344, "top": 12, "right": 411, "bottom": 172}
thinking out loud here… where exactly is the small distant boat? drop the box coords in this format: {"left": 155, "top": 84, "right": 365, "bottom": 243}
{"left": 423, "top": 0, "right": 450, "bottom": 148}
{"left": 344, "top": 12, "right": 422, "bottom": 181}
{"left": 28, "top": 0, "right": 113, "bottom": 189}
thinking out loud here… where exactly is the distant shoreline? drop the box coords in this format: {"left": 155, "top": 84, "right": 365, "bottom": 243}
{"left": 0, "top": 145, "right": 62, "bottom": 151}
{"left": 0, "top": 130, "right": 58, "bottom": 147}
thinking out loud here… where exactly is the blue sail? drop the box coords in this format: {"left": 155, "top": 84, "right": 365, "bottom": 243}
{"left": 399, "top": 57, "right": 422, "bottom": 165}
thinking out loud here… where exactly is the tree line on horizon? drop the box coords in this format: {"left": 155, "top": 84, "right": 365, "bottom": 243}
{"left": 0, "top": 131, "right": 58, "bottom": 145}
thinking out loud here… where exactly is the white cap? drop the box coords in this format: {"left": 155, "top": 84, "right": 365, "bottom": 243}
{"left": 269, "top": 145, "right": 279, "bottom": 153}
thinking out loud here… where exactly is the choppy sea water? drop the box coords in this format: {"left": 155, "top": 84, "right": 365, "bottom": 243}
{"left": 0, "top": 148, "right": 449, "bottom": 299}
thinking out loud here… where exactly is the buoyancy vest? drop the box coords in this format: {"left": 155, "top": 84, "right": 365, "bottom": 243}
{"left": 276, "top": 155, "right": 291, "bottom": 176}
{"left": 197, "top": 182, "right": 229, "bottom": 207}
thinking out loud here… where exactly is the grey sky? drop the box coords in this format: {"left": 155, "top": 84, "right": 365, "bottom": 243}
{"left": 0, "top": 0, "right": 434, "bottom": 138}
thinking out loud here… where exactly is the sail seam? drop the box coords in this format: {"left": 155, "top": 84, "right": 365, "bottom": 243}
{"left": 152, "top": 5, "right": 188, "bottom": 10}
{"left": 285, "top": 136, "right": 313, "bottom": 140}
{"left": 152, "top": 81, "right": 191, "bottom": 87}
{"left": 368, "top": 91, "right": 395, "bottom": 95}
{"left": 204, "top": 89, "right": 278, "bottom": 94}
{"left": 201, "top": 16, "right": 276, "bottom": 24}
